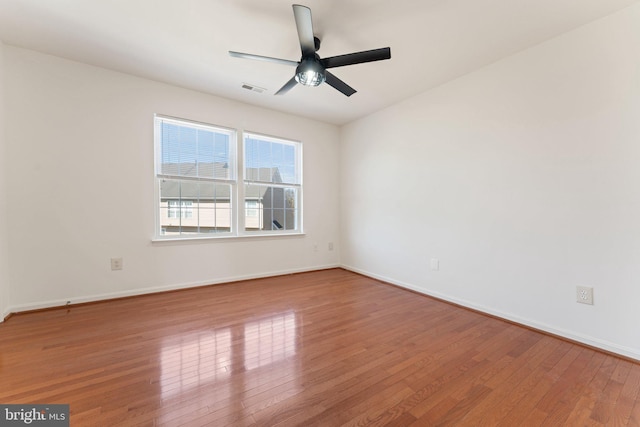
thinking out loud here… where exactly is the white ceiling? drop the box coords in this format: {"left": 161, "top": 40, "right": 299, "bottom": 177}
{"left": 0, "top": 0, "right": 638, "bottom": 125}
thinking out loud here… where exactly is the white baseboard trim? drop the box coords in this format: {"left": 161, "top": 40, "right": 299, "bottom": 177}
{"left": 342, "top": 264, "right": 640, "bottom": 362}
{"left": 6, "top": 264, "right": 340, "bottom": 316}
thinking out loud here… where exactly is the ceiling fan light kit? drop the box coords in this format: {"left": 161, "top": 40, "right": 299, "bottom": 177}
{"left": 229, "top": 4, "right": 391, "bottom": 97}
{"left": 295, "top": 59, "right": 325, "bottom": 86}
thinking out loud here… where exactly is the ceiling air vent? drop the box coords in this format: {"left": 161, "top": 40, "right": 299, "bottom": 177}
{"left": 241, "top": 83, "right": 266, "bottom": 94}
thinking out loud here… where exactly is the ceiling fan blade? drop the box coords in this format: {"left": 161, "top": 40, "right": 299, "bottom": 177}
{"left": 325, "top": 71, "right": 356, "bottom": 97}
{"left": 292, "top": 4, "right": 316, "bottom": 57}
{"left": 321, "top": 47, "right": 391, "bottom": 69}
{"left": 229, "top": 51, "right": 299, "bottom": 67}
{"left": 275, "top": 76, "right": 298, "bottom": 95}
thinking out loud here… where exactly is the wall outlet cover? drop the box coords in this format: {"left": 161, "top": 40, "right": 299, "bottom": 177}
{"left": 111, "top": 257, "right": 123, "bottom": 271}
{"left": 576, "top": 286, "right": 594, "bottom": 305}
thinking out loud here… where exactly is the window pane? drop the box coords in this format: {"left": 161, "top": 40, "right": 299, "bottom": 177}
{"left": 159, "top": 179, "right": 232, "bottom": 235}
{"left": 244, "top": 184, "right": 263, "bottom": 231}
{"left": 272, "top": 209, "right": 285, "bottom": 230}
{"left": 262, "top": 187, "right": 273, "bottom": 210}
{"left": 167, "top": 200, "right": 192, "bottom": 218}
{"left": 285, "top": 188, "right": 297, "bottom": 209}
{"left": 158, "top": 118, "right": 233, "bottom": 180}
{"left": 244, "top": 134, "right": 299, "bottom": 185}
{"left": 285, "top": 209, "right": 296, "bottom": 230}
{"left": 196, "top": 130, "right": 215, "bottom": 178}
{"left": 244, "top": 184, "right": 298, "bottom": 232}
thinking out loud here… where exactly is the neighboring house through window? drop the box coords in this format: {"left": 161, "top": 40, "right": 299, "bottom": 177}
{"left": 168, "top": 200, "right": 193, "bottom": 219}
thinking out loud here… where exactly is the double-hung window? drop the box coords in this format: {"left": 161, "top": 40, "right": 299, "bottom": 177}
{"left": 155, "top": 116, "right": 236, "bottom": 237}
{"left": 243, "top": 133, "right": 302, "bottom": 233}
{"left": 154, "top": 116, "right": 302, "bottom": 239}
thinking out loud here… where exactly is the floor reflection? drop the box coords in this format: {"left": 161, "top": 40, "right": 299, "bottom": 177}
{"left": 160, "top": 329, "right": 232, "bottom": 398}
{"left": 159, "top": 311, "right": 298, "bottom": 399}
{"left": 244, "top": 312, "right": 297, "bottom": 370}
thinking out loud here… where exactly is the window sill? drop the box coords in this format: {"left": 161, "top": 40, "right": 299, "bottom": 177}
{"left": 151, "top": 232, "right": 306, "bottom": 244}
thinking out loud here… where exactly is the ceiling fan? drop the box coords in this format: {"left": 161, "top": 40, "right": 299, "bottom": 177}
{"left": 229, "top": 4, "right": 391, "bottom": 97}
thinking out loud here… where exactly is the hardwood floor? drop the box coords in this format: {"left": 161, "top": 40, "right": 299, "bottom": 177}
{"left": 1, "top": 268, "right": 639, "bottom": 426}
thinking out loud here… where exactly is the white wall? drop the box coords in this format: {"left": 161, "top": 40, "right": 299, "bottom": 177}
{"left": 340, "top": 4, "right": 640, "bottom": 360}
{"left": 0, "top": 41, "right": 9, "bottom": 321}
{"left": 4, "top": 46, "right": 341, "bottom": 311}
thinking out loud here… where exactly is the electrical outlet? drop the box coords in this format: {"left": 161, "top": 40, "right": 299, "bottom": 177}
{"left": 111, "top": 257, "right": 123, "bottom": 271}
{"left": 576, "top": 286, "right": 593, "bottom": 305}
{"left": 328, "top": 242, "right": 334, "bottom": 251}
{"left": 313, "top": 243, "right": 318, "bottom": 252}
{"left": 430, "top": 258, "right": 439, "bottom": 271}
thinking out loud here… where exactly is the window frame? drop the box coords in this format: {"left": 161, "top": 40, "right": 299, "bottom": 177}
{"left": 153, "top": 116, "right": 303, "bottom": 241}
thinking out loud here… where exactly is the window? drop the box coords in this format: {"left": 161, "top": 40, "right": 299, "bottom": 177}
{"left": 243, "top": 133, "right": 302, "bottom": 233}
{"left": 245, "top": 200, "right": 259, "bottom": 217}
{"left": 168, "top": 200, "right": 193, "bottom": 219}
{"left": 155, "top": 116, "right": 236, "bottom": 237}
{"left": 154, "top": 116, "right": 302, "bottom": 239}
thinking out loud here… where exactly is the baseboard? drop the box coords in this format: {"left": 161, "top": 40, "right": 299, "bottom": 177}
{"left": 5, "top": 263, "right": 341, "bottom": 317}
{"left": 341, "top": 264, "right": 640, "bottom": 362}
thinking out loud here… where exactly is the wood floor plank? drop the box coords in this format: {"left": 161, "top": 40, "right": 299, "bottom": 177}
{"left": 610, "top": 362, "right": 640, "bottom": 426}
{"left": 539, "top": 350, "right": 608, "bottom": 425}
{"left": 0, "top": 268, "right": 638, "bottom": 426}
{"left": 461, "top": 340, "right": 567, "bottom": 425}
